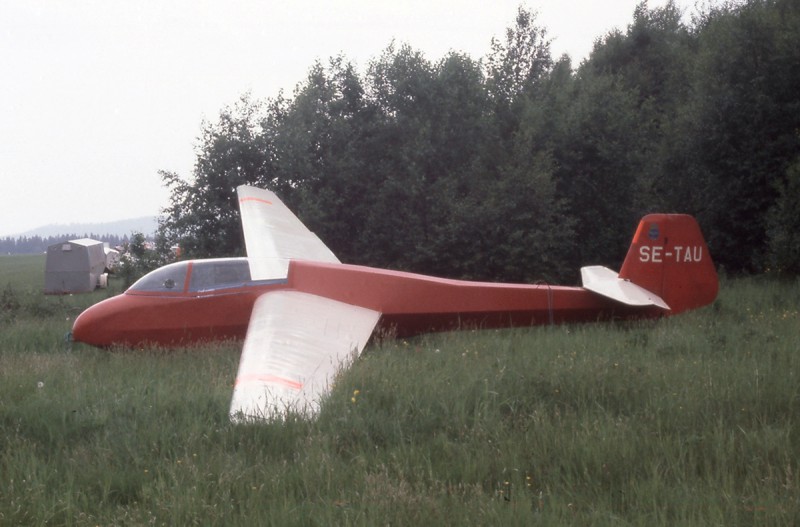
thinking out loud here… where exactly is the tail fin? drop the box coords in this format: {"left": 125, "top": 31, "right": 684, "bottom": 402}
{"left": 618, "top": 214, "right": 718, "bottom": 314}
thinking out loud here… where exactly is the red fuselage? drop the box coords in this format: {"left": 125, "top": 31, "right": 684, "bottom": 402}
{"left": 72, "top": 259, "right": 663, "bottom": 348}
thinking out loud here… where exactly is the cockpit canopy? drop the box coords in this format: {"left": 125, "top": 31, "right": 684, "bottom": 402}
{"left": 129, "top": 258, "right": 252, "bottom": 293}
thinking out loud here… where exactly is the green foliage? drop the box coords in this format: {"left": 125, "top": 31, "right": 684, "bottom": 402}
{"left": 117, "top": 231, "right": 172, "bottom": 288}
{"left": 158, "top": 0, "right": 800, "bottom": 279}
{"left": 486, "top": 6, "right": 553, "bottom": 104}
{"left": 555, "top": 71, "right": 644, "bottom": 267}
{"left": 684, "top": 0, "right": 800, "bottom": 271}
{"left": 159, "top": 95, "right": 273, "bottom": 259}
{"left": 767, "top": 158, "right": 800, "bottom": 274}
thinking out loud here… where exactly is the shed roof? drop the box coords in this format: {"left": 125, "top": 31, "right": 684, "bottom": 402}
{"left": 69, "top": 238, "right": 103, "bottom": 247}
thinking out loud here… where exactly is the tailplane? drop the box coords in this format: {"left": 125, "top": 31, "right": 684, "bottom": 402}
{"left": 582, "top": 214, "right": 718, "bottom": 314}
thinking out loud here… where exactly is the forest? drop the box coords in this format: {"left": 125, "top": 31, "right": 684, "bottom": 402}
{"left": 158, "top": 0, "right": 800, "bottom": 283}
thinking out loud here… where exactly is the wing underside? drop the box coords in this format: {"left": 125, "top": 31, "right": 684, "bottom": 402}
{"left": 237, "top": 185, "right": 339, "bottom": 280}
{"left": 229, "top": 290, "right": 381, "bottom": 422}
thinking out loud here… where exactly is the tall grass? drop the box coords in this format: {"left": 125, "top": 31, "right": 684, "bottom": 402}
{"left": 1, "top": 260, "right": 799, "bottom": 525}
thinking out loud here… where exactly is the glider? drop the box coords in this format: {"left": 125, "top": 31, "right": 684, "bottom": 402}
{"left": 72, "top": 185, "right": 719, "bottom": 421}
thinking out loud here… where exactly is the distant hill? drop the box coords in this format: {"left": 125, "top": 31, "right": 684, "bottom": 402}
{"left": 13, "top": 216, "right": 160, "bottom": 238}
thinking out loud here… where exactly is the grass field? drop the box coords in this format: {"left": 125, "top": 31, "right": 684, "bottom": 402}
{"left": 1, "top": 254, "right": 799, "bottom": 525}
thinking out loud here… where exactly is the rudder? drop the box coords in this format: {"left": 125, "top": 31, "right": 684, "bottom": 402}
{"left": 619, "top": 214, "right": 718, "bottom": 314}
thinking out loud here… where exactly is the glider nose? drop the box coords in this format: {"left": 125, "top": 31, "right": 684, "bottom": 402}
{"left": 72, "top": 296, "right": 125, "bottom": 348}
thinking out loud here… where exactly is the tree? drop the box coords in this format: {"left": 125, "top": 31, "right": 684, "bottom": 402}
{"left": 585, "top": 1, "right": 695, "bottom": 213}
{"left": 485, "top": 6, "right": 553, "bottom": 105}
{"left": 553, "top": 68, "right": 645, "bottom": 268}
{"left": 766, "top": 157, "right": 800, "bottom": 274}
{"left": 159, "top": 95, "right": 273, "bottom": 258}
{"left": 685, "top": 0, "right": 800, "bottom": 272}
{"left": 154, "top": 0, "right": 800, "bottom": 281}
{"left": 279, "top": 57, "right": 381, "bottom": 265}
{"left": 359, "top": 46, "right": 495, "bottom": 275}
{"left": 118, "top": 231, "right": 170, "bottom": 287}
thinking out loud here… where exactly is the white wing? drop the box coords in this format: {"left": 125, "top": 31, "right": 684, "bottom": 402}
{"left": 581, "top": 265, "right": 670, "bottom": 310}
{"left": 229, "top": 291, "right": 381, "bottom": 422}
{"left": 237, "top": 185, "right": 339, "bottom": 280}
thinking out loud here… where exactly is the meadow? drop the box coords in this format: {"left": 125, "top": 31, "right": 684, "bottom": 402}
{"left": 1, "top": 254, "right": 799, "bottom": 525}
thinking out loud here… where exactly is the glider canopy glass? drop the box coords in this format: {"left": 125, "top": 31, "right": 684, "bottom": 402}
{"left": 129, "top": 258, "right": 252, "bottom": 293}
{"left": 188, "top": 258, "right": 251, "bottom": 292}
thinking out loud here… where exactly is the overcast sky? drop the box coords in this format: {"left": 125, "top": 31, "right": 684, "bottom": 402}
{"left": 0, "top": 0, "right": 694, "bottom": 236}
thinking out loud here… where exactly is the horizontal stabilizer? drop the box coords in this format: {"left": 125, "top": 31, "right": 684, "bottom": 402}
{"left": 581, "top": 266, "right": 670, "bottom": 310}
